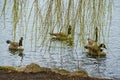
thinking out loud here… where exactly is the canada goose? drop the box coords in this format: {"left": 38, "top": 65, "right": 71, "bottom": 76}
{"left": 6, "top": 37, "right": 24, "bottom": 51}
{"left": 50, "top": 25, "right": 72, "bottom": 41}
{"left": 85, "top": 39, "right": 107, "bottom": 57}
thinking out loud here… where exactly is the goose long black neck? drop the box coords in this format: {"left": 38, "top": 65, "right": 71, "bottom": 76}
{"left": 95, "top": 27, "right": 98, "bottom": 42}
{"left": 19, "top": 37, "right": 23, "bottom": 46}
{"left": 68, "top": 25, "right": 71, "bottom": 35}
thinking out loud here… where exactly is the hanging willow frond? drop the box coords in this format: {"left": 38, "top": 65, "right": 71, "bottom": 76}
{"left": 0, "top": 0, "right": 7, "bottom": 28}
{"left": 12, "top": 0, "right": 19, "bottom": 40}
{"left": 0, "top": 0, "right": 113, "bottom": 50}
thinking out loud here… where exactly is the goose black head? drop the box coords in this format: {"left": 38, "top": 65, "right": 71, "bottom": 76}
{"left": 6, "top": 40, "right": 11, "bottom": 44}
{"left": 20, "top": 37, "right": 23, "bottom": 41}
{"left": 99, "top": 43, "right": 107, "bottom": 49}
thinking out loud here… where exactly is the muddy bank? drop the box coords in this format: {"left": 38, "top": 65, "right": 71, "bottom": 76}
{"left": 0, "top": 63, "right": 114, "bottom": 80}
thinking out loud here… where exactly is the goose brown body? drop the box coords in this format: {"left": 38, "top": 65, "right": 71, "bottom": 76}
{"left": 50, "top": 25, "right": 72, "bottom": 41}
{"left": 85, "top": 38, "right": 106, "bottom": 57}
{"left": 6, "top": 37, "right": 24, "bottom": 50}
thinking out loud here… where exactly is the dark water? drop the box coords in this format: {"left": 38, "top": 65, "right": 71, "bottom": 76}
{"left": 0, "top": 0, "right": 120, "bottom": 79}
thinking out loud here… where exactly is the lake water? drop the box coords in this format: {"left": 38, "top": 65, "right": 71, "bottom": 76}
{"left": 0, "top": 0, "right": 120, "bottom": 79}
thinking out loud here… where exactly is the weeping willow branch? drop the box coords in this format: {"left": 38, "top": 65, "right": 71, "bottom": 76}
{"left": 0, "top": 0, "right": 7, "bottom": 28}
{"left": 0, "top": 0, "right": 113, "bottom": 49}
{"left": 12, "top": 0, "right": 19, "bottom": 40}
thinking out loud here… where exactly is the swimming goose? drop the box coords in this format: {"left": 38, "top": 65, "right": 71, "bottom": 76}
{"left": 6, "top": 37, "right": 24, "bottom": 51}
{"left": 85, "top": 39, "right": 107, "bottom": 57}
{"left": 50, "top": 25, "right": 72, "bottom": 41}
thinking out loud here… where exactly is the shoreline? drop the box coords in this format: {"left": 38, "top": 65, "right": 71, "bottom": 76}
{"left": 0, "top": 63, "right": 114, "bottom": 80}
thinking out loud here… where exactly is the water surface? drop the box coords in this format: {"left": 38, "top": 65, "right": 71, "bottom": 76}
{"left": 0, "top": 0, "right": 120, "bottom": 79}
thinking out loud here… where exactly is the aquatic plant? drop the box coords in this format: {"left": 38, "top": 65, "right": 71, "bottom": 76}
{"left": 0, "top": 0, "right": 113, "bottom": 50}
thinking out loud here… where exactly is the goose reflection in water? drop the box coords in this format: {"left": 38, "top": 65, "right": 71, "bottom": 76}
{"left": 9, "top": 49, "right": 24, "bottom": 62}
